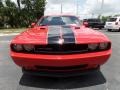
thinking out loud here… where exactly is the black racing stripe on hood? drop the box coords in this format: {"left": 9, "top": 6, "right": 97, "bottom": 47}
{"left": 48, "top": 26, "right": 61, "bottom": 44}
{"left": 62, "top": 26, "right": 75, "bottom": 44}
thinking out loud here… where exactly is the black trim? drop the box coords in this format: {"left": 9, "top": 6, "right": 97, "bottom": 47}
{"left": 62, "top": 26, "right": 76, "bottom": 44}
{"left": 35, "top": 64, "right": 88, "bottom": 71}
{"left": 48, "top": 26, "right": 61, "bottom": 44}
{"left": 47, "top": 26, "right": 75, "bottom": 45}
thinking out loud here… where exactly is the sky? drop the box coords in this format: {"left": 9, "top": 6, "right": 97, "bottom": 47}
{"left": 11, "top": 0, "right": 120, "bottom": 19}
{"left": 45, "top": 0, "right": 120, "bottom": 19}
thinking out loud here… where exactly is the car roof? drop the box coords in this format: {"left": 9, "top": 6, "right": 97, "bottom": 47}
{"left": 110, "top": 16, "right": 120, "bottom": 18}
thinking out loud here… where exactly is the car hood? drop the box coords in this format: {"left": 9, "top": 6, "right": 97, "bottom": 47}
{"left": 12, "top": 26, "right": 110, "bottom": 45}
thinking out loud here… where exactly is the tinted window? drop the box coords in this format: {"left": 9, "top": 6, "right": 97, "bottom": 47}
{"left": 87, "top": 19, "right": 101, "bottom": 22}
{"left": 38, "top": 16, "right": 80, "bottom": 26}
{"left": 108, "top": 18, "right": 117, "bottom": 22}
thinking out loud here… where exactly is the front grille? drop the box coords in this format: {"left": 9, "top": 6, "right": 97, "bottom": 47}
{"left": 35, "top": 64, "right": 88, "bottom": 71}
{"left": 34, "top": 44, "right": 89, "bottom": 54}
{"left": 11, "top": 43, "right": 111, "bottom": 54}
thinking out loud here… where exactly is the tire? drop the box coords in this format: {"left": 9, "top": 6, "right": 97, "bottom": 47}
{"left": 108, "top": 29, "right": 112, "bottom": 32}
{"left": 22, "top": 67, "right": 26, "bottom": 74}
{"left": 22, "top": 67, "right": 32, "bottom": 74}
{"left": 22, "top": 68, "right": 35, "bottom": 76}
{"left": 118, "top": 28, "right": 120, "bottom": 32}
{"left": 96, "top": 65, "right": 100, "bottom": 70}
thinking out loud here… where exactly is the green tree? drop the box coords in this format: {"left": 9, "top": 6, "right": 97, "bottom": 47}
{"left": 33, "top": 0, "right": 46, "bottom": 19}
{"left": 0, "top": 0, "right": 3, "bottom": 7}
{"left": 114, "top": 14, "right": 120, "bottom": 17}
{"left": 0, "top": 0, "right": 46, "bottom": 28}
{"left": 4, "top": 0, "right": 18, "bottom": 27}
{"left": 17, "top": 0, "right": 21, "bottom": 11}
{"left": 101, "top": 16, "right": 112, "bottom": 23}
{"left": 0, "top": 0, "right": 4, "bottom": 28}
{"left": 21, "top": 0, "right": 46, "bottom": 25}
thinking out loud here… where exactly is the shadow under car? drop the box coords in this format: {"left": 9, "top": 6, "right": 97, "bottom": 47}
{"left": 19, "top": 70, "right": 106, "bottom": 89}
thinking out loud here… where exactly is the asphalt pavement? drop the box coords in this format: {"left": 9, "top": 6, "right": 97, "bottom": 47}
{"left": 0, "top": 29, "right": 120, "bottom": 90}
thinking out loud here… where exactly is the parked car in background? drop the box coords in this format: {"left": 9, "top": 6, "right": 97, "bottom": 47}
{"left": 83, "top": 18, "right": 105, "bottom": 29}
{"left": 105, "top": 16, "right": 120, "bottom": 32}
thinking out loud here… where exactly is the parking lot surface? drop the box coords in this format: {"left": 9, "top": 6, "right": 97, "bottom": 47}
{"left": 0, "top": 29, "right": 120, "bottom": 90}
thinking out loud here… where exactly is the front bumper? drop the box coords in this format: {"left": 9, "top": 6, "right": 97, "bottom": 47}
{"left": 11, "top": 50, "right": 111, "bottom": 68}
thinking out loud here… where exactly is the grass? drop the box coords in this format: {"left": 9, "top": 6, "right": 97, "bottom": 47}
{"left": 0, "top": 28, "right": 26, "bottom": 34}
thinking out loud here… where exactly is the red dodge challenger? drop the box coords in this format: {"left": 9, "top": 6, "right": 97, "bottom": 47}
{"left": 10, "top": 15, "right": 112, "bottom": 77}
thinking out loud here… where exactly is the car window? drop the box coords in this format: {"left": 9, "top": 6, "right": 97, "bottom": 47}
{"left": 108, "top": 18, "right": 117, "bottom": 22}
{"left": 38, "top": 16, "right": 80, "bottom": 26}
{"left": 87, "top": 19, "right": 101, "bottom": 22}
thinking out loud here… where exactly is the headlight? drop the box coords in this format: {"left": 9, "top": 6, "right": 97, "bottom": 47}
{"left": 99, "top": 43, "right": 108, "bottom": 50}
{"left": 23, "top": 45, "right": 34, "bottom": 52}
{"left": 12, "top": 44, "right": 23, "bottom": 52}
{"left": 88, "top": 44, "right": 98, "bottom": 50}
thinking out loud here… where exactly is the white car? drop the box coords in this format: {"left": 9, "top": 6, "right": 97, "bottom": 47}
{"left": 105, "top": 17, "right": 120, "bottom": 32}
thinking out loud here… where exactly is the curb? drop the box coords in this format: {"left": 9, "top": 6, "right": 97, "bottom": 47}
{"left": 0, "top": 33, "right": 19, "bottom": 36}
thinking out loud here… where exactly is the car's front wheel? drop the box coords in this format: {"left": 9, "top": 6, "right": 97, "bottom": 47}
{"left": 118, "top": 28, "right": 120, "bottom": 32}
{"left": 22, "top": 67, "right": 35, "bottom": 76}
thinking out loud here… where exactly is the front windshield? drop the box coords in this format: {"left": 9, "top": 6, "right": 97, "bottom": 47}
{"left": 38, "top": 16, "right": 80, "bottom": 26}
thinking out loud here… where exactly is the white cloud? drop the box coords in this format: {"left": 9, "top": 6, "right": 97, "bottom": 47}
{"left": 44, "top": 0, "right": 78, "bottom": 15}
{"left": 83, "top": 0, "right": 120, "bottom": 16}
{"left": 45, "top": 0, "right": 120, "bottom": 19}
{"left": 46, "top": 0, "right": 75, "bottom": 4}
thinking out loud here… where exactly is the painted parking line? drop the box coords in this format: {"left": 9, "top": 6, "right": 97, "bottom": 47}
{"left": 0, "top": 33, "right": 19, "bottom": 36}
{"left": 0, "top": 41, "right": 11, "bottom": 43}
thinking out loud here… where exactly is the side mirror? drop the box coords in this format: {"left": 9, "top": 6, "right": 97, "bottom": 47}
{"left": 31, "top": 23, "right": 36, "bottom": 28}
{"left": 83, "top": 21, "right": 88, "bottom": 27}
